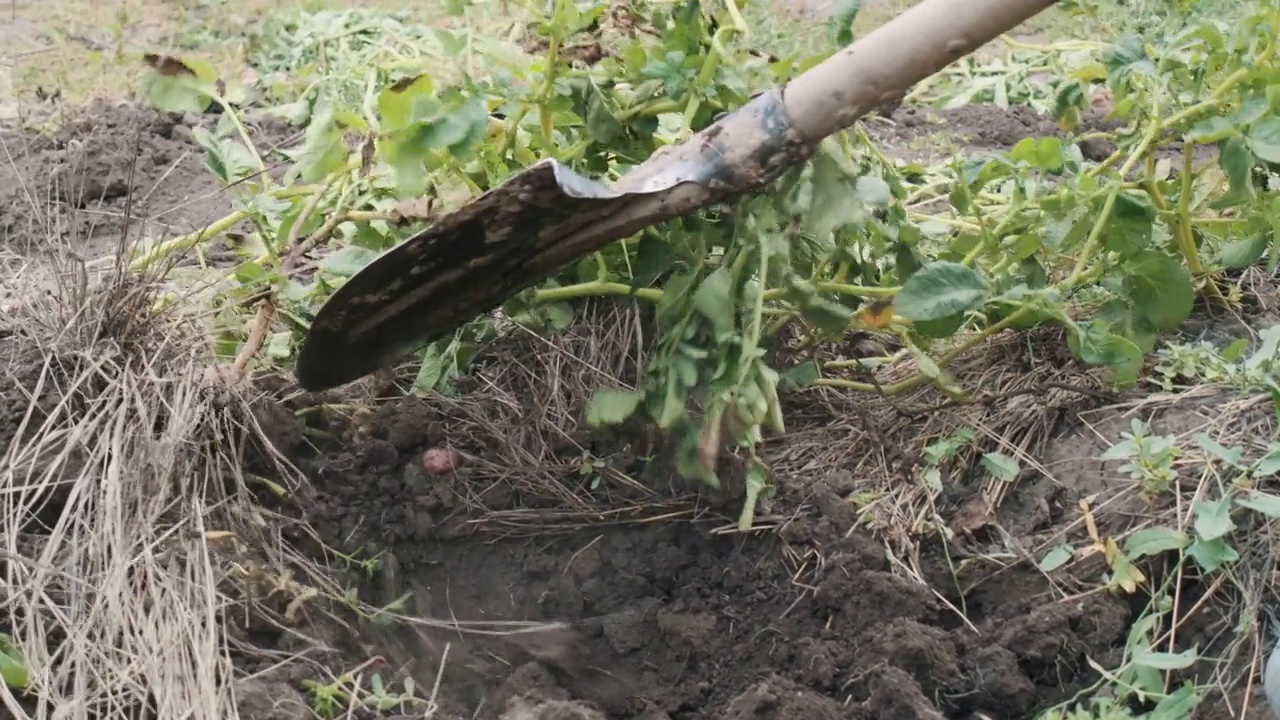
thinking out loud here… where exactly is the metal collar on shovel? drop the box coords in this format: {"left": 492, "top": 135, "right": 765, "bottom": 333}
{"left": 295, "top": 0, "right": 1059, "bottom": 391}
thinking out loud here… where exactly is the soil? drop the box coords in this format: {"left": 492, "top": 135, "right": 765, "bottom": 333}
{"left": 0, "top": 99, "right": 294, "bottom": 262}
{"left": 264, "top": 394, "right": 1134, "bottom": 720}
{"left": 2, "top": 97, "right": 1276, "bottom": 720}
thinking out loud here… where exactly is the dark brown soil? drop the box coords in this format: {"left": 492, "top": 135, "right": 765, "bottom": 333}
{"left": 269, "top": 395, "right": 1133, "bottom": 720}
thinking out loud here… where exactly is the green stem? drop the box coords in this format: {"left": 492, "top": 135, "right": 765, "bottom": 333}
{"left": 1066, "top": 187, "right": 1119, "bottom": 285}
{"left": 683, "top": 28, "right": 730, "bottom": 131}
{"left": 130, "top": 210, "right": 248, "bottom": 272}
{"left": 763, "top": 281, "right": 897, "bottom": 301}
{"left": 1142, "top": 142, "right": 1226, "bottom": 305}
{"left": 537, "top": 1, "right": 564, "bottom": 147}
{"left": 722, "top": 0, "right": 748, "bottom": 34}
{"left": 128, "top": 183, "right": 331, "bottom": 272}
{"left": 534, "top": 281, "right": 663, "bottom": 303}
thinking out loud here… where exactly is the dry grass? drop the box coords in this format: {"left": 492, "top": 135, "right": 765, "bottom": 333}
{"left": 0, "top": 204, "right": 309, "bottom": 719}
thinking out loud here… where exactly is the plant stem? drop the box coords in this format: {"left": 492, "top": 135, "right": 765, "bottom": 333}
{"left": 534, "top": 281, "right": 663, "bottom": 303}
{"left": 128, "top": 184, "right": 329, "bottom": 272}
{"left": 537, "top": 2, "right": 563, "bottom": 148}
{"left": 1141, "top": 143, "right": 1227, "bottom": 306}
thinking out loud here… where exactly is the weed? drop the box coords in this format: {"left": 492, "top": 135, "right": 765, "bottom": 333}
{"left": 1101, "top": 419, "right": 1181, "bottom": 497}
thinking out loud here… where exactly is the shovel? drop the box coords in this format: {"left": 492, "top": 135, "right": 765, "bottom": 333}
{"left": 295, "top": 0, "right": 1060, "bottom": 391}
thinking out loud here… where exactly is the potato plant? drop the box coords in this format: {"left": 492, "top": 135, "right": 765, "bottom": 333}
{"left": 136, "top": 0, "right": 1280, "bottom": 528}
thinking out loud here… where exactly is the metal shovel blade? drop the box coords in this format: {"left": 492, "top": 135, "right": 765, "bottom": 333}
{"left": 294, "top": 159, "right": 633, "bottom": 392}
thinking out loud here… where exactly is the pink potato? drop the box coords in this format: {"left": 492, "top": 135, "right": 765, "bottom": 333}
{"left": 421, "top": 447, "right": 465, "bottom": 474}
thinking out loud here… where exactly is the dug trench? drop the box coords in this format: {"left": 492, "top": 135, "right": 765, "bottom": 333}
{"left": 253, "top": 384, "right": 1134, "bottom": 720}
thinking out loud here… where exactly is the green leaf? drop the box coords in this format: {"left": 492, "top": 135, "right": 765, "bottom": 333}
{"left": 1103, "top": 193, "right": 1155, "bottom": 256}
{"left": 1186, "top": 536, "right": 1238, "bottom": 573}
{"left": 586, "top": 88, "right": 624, "bottom": 144}
{"left": 1193, "top": 433, "right": 1245, "bottom": 467}
{"left": 779, "top": 360, "right": 820, "bottom": 391}
{"left": 0, "top": 635, "right": 29, "bottom": 690}
{"left": 1192, "top": 497, "right": 1235, "bottom": 542}
{"left": 799, "top": 295, "right": 855, "bottom": 336}
{"left": 1103, "top": 35, "right": 1154, "bottom": 86}
{"left": 1123, "top": 527, "right": 1190, "bottom": 559}
{"left": 981, "top": 452, "right": 1021, "bottom": 482}
{"left": 912, "top": 311, "right": 966, "bottom": 339}
{"left": 828, "top": 0, "right": 862, "bottom": 47}
{"left": 692, "top": 267, "right": 736, "bottom": 337}
{"left": 1131, "top": 648, "right": 1198, "bottom": 671}
{"left": 265, "top": 331, "right": 292, "bottom": 359}
{"left": 1052, "top": 83, "right": 1085, "bottom": 129}
{"left": 1232, "top": 93, "right": 1270, "bottom": 126}
{"left": 586, "top": 389, "right": 643, "bottom": 426}
{"left": 1220, "top": 232, "right": 1268, "bottom": 269}
{"left": 0, "top": 652, "right": 28, "bottom": 690}
{"left": 894, "top": 261, "right": 991, "bottom": 322}
{"left": 1095, "top": 299, "right": 1158, "bottom": 354}
{"left": 1187, "top": 116, "right": 1237, "bottom": 144}
{"left": 378, "top": 75, "right": 436, "bottom": 132}
{"left": 1038, "top": 544, "right": 1074, "bottom": 572}
{"left": 297, "top": 104, "right": 350, "bottom": 184}
{"left": 1122, "top": 251, "right": 1195, "bottom": 332}
{"left": 318, "top": 246, "right": 380, "bottom": 277}
{"left": 1214, "top": 136, "right": 1255, "bottom": 208}
{"left": 807, "top": 152, "right": 863, "bottom": 238}
{"left": 632, "top": 232, "right": 675, "bottom": 288}
{"left": 1235, "top": 490, "right": 1280, "bottom": 518}
{"left": 1148, "top": 683, "right": 1201, "bottom": 720}
{"left": 1069, "top": 322, "right": 1143, "bottom": 387}
{"left": 854, "top": 175, "right": 892, "bottom": 205}
{"left": 140, "top": 55, "right": 218, "bottom": 114}
{"left": 1246, "top": 116, "right": 1280, "bottom": 163}
{"left": 1009, "top": 137, "right": 1065, "bottom": 173}
{"left": 1221, "top": 337, "right": 1250, "bottom": 363}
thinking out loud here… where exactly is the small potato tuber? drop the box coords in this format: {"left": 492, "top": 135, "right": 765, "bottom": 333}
{"left": 421, "top": 447, "right": 466, "bottom": 475}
